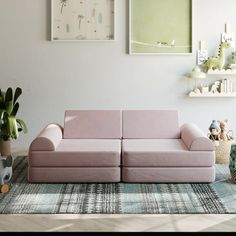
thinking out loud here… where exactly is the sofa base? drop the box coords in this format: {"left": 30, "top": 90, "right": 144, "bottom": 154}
{"left": 122, "top": 167, "right": 215, "bottom": 183}
{"left": 28, "top": 167, "right": 121, "bottom": 183}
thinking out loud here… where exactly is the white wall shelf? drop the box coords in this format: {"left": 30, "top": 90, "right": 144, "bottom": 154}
{"left": 187, "top": 69, "right": 236, "bottom": 98}
{"left": 207, "top": 69, "right": 236, "bottom": 75}
{"left": 189, "top": 92, "right": 236, "bottom": 98}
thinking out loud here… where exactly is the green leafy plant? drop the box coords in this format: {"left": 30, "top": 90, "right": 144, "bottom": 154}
{"left": 0, "top": 87, "right": 28, "bottom": 141}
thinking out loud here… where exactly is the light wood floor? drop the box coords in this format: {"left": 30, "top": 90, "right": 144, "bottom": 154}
{"left": 0, "top": 214, "right": 235, "bottom": 232}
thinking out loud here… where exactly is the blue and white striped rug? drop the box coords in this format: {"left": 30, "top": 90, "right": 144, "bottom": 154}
{"left": 0, "top": 156, "right": 235, "bottom": 214}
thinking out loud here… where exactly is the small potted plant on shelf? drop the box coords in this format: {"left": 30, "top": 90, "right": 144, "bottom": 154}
{"left": 0, "top": 87, "right": 28, "bottom": 156}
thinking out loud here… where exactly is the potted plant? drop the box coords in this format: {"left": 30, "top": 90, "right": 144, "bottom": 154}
{"left": 0, "top": 87, "right": 28, "bottom": 156}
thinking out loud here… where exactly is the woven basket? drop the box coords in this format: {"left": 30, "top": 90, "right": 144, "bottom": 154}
{"left": 215, "top": 140, "right": 236, "bottom": 164}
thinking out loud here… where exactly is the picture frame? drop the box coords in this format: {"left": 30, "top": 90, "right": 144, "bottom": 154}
{"left": 51, "top": 0, "right": 115, "bottom": 41}
{"left": 197, "top": 41, "right": 208, "bottom": 65}
{"left": 221, "top": 33, "right": 235, "bottom": 48}
{"left": 221, "top": 23, "right": 235, "bottom": 48}
{"left": 197, "top": 49, "right": 208, "bottom": 65}
{"left": 129, "top": 0, "right": 193, "bottom": 55}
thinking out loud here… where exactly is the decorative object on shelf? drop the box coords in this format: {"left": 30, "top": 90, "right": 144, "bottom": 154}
{"left": 51, "top": 0, "right": 115, "bottom": 41}
{"left": 210, "top": 81, "right": 220, "bottom": 94}
{"left": 0, "top": 87, "right": 28, "bottom": 156}
{"left": 221, "top": 23, "right": 235, "bottom": 48}
{"left": 129, "top": 0, "right": 192, "bottom": 54}
{"left": 219, "top": 78, "right": 234, "bottom": 93}
{"left": 190, "top": 66, "right": 206, "bottom": 80}
{"left": 187, "top": 66, "right": 206, "bottom": 94}
{"left": 0, "top": 155, "right": 13, "bottom": 193}
{"left": 189, "top": 78, "right": 236, "bottom": 97}
{"left": 197, "top": 40, "right": 208, "bottom": 65}
{"left": 200, "top": 84, "right": 209, "bottom": 94}
{"left": 227, "top": 51, "right": 236, "bottom": 70}
{"left": 229, "top": 51, "right": 236, "bottom": 64}
{"left": 192, "top": 88, "right": 201, "bottom": 94}
{"left": 229, "top": 144, "right": 236, "bottom": 183}
{"left": 203, "top": 42, "right": 231, "bottom": 71}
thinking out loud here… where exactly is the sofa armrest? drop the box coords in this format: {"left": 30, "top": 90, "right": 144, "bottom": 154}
{"left": 30, "top": 123, "right": 63, "bottom": 151}
{"left": 181, "top": 123, "right": 215, "bottom": 151}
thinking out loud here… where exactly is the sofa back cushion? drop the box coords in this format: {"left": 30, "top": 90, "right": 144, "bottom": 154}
{"left": 122, "top": 110, "right": 180, "bottom": 139}
{"left": 64, "top": 110, "right": 122, "bottom": 139}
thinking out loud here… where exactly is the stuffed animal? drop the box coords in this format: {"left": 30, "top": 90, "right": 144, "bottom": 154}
{"left": 209, "top": 120, "right": 220, "bottom": 141}
{"left": 0, "top": 155, "right": 13, "bottom": 193}
{"left": 218, "top": 120, "right": 233, "bottom": 141}
{"left": 203, "top": 42, "right": 231, "bottom": 71}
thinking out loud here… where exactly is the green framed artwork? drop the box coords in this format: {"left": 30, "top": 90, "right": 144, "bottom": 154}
{"left": 129, "top": 0, "right": 192, "bottom": 54}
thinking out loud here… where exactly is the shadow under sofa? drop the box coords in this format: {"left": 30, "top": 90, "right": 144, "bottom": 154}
{"left": 28, "top": 110, "right": 215, "bottom": 183}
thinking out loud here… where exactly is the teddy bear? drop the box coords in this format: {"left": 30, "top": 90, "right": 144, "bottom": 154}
{"left": 218, "top": 120, "right": 233, "bottom": 141}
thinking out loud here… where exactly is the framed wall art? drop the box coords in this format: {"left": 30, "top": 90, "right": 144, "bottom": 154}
{"left": 51, "top": 0, "right": 115, "bottom": 41}
{"left": 129, "top": 0, "right": 192, "bottom": 55}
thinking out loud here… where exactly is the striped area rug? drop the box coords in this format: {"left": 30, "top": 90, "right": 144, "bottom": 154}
{"left": 0, "top": 156, "right": 235, "bottom": 214}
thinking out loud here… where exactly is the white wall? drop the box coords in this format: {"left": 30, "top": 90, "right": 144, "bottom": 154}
{"left": 1, "top": 0, "right": 236, "bottom": 150}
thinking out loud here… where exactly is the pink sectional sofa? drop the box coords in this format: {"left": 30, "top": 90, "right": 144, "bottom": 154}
{"left": 28, "top": 110, "right": 122, "bottom": 182}
{"left": 122, "top": 111, "right": 215, "bottom": 183}
{"left": 28, "top": 110, "right": 215, "bottom": 183}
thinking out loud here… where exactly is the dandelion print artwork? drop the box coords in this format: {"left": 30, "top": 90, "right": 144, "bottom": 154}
{"left": 60, "top": 0, "right": 68, "bottom": 14}
{"left": 52, "top": 0, "right": 115, "bottom": 41}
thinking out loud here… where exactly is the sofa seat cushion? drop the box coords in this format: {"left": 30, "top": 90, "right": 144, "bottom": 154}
{"left": 29, "top": 139, "right": 121, "bottom": 167}
{"left": 28, "top": 167, "right": 121, "bottom": 183}
{"left": 122, "top": 167, "right": 215, "bottom": 183}
{"left": 122, "top": 139, "right": 215, "bottom": 167}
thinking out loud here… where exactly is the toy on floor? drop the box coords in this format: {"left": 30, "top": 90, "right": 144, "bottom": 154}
{"left": 208, "top": 120, "right": 220, "bottom": 141}
{"left": 219, "top": 119, "right": 233, "bottom": 141}
{"left": 0, "top": 155, "right": 13, "bottom": 193}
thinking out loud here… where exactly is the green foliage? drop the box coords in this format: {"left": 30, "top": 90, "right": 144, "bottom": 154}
{"left": 0, "top": 87, "right": 28, "bottom": 141}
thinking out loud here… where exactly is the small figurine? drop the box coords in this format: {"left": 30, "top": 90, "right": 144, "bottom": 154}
{"left": 228, "top": 52, "right": 236, "bottom": 70}
{"left": 200, "top": 84, "right": 209, "bottom": 94}
{"left": 210, "top": 81, "right": 220, "bottom": 94}
{"left": 0, "top": 155, "right": 13, "bottom": 193}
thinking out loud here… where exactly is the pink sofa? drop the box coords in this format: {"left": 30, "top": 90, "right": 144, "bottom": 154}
{"left": 28, "top": 110, "right": 122, "bottom": 182}
{"left": 28, "top": 110, "right": 215, "bottom": 183}
{"left": 122, "top": 111, "right": 215, "bottom": 183}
